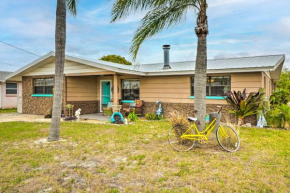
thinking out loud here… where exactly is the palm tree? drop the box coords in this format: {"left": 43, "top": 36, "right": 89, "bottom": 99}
{"left": 48, "top": 0, "right": 77, "bottom": 141}
{"left": 111, "top": 0, "right": 208, "bottom": 130}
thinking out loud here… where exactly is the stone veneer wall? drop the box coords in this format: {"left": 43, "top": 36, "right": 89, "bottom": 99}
{"left": 66, "top": 101, "right": 100, "bottom": 115}
{"left": 143, "top": 102, "right": 257, "bottom": 125}
{"left": 22, "top": 75, "right": 67, "bottom": 115}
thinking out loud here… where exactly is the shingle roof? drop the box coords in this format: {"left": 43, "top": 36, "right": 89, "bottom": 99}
{"left": 135, "top": 55, "right": 285, "bottom": 72}
{"left": 0, "top": 71, "right": 12, "bottom": 82}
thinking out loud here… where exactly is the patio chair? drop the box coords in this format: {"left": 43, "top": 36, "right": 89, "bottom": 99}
{"left": 134, "top": 100, "right": 144, "bottom": 116}
{"left": 122, "top": 102, "right": 136, "bottom": 116}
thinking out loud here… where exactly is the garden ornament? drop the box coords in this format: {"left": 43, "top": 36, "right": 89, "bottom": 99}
{"left": 124, "top": 118, "right": 128, "bottom": 125}
{"left": 257, "top": 114, "right": 267, "bottom": 128}
{"left": 75, "top": 108, "right": 81, "bottom": 120}
{"left": 156, "top": 101, "right": 163, "bottom": 116}
{"left": 110, "top": 112, "right": 124, "bottom": 123}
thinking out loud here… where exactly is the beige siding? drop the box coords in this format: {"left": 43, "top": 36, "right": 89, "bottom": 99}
{"left": 139, "top": 73, "right": 263, "bottom": 104}
{"left": 66, "top": 72, "right": 265, "bottom": 105}
{"left": 140, "top": 75, "right": 194, "bottom": 103}
{"left": 262, "top": 72, "right": 272, "bottom": 98}
{"left": 231, "top": 72, "right": 262, "bottom": 95}
{"left": 67, "top": 76, "right": 98, "bottom": 101}
{"left": 23, "top": 61, "right": 107, "bottom": 76}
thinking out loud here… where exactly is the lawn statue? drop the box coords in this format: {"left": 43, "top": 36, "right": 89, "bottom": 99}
{"left": 75, "top": 108, "right": 81, "bottom": 120}
{"left": 257, "top": 115, "right": 267, "bottom": 128}
{"left": 256, "top": 96, "right": 270, "bottom": 128}
{"left": 156, "top": 101, "right": 163, "bottom": 116}
{"left": 124, "top": 118, "right": 128, "bottom": 125}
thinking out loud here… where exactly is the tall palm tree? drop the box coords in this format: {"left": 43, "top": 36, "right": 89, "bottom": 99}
{"left": 111, "top": 0, "right": 208, "bottom": 130}
{"left": 48, "top": 0, "right": 77, "bottom": 141}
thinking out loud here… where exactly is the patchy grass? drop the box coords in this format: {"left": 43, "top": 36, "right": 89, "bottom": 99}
{"left": 0, "top": 108, "right": 17, "bottom": 114}
{"left": 0, "top": 121, "right": 289, "bottom": 192}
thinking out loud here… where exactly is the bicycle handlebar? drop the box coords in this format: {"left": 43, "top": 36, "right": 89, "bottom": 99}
{"left": 217, "top": 106, "right": 222, "bottom": 114}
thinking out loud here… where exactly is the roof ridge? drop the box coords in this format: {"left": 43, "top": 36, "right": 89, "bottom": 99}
{"left": 140, "top": 54, "right": 285, "bottom": 65}
{"left": 211, "top": 54, "right": 285, "bottom": 61}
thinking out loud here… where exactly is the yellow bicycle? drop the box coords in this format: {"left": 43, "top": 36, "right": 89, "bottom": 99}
{"left": 168, "top": 106, "right": 240, "bottom": 152}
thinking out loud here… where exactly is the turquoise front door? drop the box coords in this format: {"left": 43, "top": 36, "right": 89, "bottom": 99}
{"left": 102, "top": 81, "right": 111, "bottom": 105}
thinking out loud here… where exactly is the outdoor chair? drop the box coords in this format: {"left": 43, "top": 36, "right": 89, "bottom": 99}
{"left": 134, "top": 100, "right": 144, "bottom": 116}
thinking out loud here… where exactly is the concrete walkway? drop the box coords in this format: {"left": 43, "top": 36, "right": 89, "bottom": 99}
{"left": 0, "top": 113, "right": 109, "bottom": 123}
{"left": 0, "top": 113, "right": 50, "bottom": 123}
{"left": 80, "top": 113, "right": 110, "bottom": 122}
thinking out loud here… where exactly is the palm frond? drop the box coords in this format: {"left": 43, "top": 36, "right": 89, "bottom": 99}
{"left": 111, "top": 0, "right": 153, "bottom": 22}
{"left": 130, "top": 2, "right": 196, "bottom": 60}
{"left": 66, "top": 0, "right": 77, "bottom": 16}
{"left": 111, "top": 0, "right": 200, "bottom": 23}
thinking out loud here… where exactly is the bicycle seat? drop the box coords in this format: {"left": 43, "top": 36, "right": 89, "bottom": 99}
{"left": 188, "top": 117, "right": 197, "bottom": 122}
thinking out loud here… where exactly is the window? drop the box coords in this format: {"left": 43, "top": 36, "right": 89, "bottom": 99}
{"left": 34, "top": 78, "right": 54, "bottom": 94}
{"left": 191, "top": 76, "right": 230, "bottom": 96}
{"left": 6, "top": 83, "right": 17, "bottom": 94}
{"left": 122, "top": 79, "right": 140, "bottom": 100}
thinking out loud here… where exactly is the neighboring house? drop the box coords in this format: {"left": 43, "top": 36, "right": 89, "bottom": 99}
{"left": 0, "top": 71, "right": 22, "bottom": 110}
{"left": 5, "top": 47, "right": 285, "bottom": 123}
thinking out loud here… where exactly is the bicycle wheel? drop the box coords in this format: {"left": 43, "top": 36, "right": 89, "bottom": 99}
{"left": 216, "top": 124, "right": 240, "bottom": 152}
{"left": 168, "top": 124, "right": 196, "bottom": 152}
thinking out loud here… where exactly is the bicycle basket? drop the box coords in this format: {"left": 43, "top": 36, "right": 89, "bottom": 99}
{"left": 209, "top": 112, "right": 221, "bottom": 130}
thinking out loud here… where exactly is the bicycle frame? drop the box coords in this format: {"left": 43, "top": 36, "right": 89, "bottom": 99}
{"left": 180, "top": 118, "right": 218, "bottom": 141}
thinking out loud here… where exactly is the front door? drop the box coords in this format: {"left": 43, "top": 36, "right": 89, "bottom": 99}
{"left": 101, "top": 81, "right": 111, "bottom": 111}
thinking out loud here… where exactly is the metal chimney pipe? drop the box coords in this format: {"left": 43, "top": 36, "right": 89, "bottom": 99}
{"left": 163, "top": 45, "right": 171, "bottom": 69}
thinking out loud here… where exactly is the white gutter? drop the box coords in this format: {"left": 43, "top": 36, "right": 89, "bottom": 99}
{"left": 144, "top": 66, "right": 275, "bottom": 76}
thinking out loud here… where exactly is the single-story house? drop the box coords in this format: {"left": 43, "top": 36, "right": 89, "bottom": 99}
{"left": 0, "top": 71, "right": 22, "bottom": 110}
{"left": 5, "top": 46, "right": 285, "bottom": 123}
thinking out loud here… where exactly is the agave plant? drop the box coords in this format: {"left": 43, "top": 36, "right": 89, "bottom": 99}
{"left": 224, "top": 89, "right": 265, "bottom": 123}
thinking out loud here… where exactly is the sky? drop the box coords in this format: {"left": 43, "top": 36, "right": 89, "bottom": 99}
{"left": 0, "top": 0, "right": 289, "bottom": 72}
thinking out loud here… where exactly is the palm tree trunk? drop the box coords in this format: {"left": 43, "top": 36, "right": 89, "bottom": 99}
{"left": 194, "top": 35, "right": 207, "bottom": 131}
{"left": 48, "top": 0, "right": 66, "bottom": 141}
{"left": 194, "top": 1, "right": 208, "bottom": 131}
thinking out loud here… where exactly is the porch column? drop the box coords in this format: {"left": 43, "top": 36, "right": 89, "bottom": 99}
{"left": 113, "top": 74, "right": 118, "bottom": 105}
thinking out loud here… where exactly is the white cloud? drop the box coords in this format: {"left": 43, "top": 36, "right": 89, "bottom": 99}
{"left": 151, "top": 28, "right": 195, "bottom": 40}
{"left": 267, "top": 17, "right": 290, "bottom": 38}
{"left": 209, "top": 39, "right": 252, "bottom": 45}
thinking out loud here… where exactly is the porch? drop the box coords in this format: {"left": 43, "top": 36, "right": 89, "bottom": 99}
{"left": 65, "top": 72, "right": 140, "bottom": 116}
{"left": 80, "top": 113, "right": 109, "bottom": 122}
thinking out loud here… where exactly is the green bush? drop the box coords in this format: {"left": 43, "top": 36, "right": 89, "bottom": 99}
{"left": 104, "top": 109, "right": 113, "bottom": 117}
{"left": 224, "top": 88, "right": 264, "bottom": 121}
{"left": 266, "top": 104, "right": 290, "bottom": 128}
{"left": 128, "top": 109, "right": 139, "bottom": 122}
{"left": 270, "top": 90, "right": 290, "bottom": 106}
{"left": 145, "top": 113, "right": 163, "bottom": 120}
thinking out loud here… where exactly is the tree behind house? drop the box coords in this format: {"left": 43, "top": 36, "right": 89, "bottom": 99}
{"left": 100, "top": 55, "right": 132, "bottom": 65}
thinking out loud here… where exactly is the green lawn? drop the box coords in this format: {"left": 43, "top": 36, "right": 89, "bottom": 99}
{"left": 0, "top": 108, "right": 17, "bottom": 114}
{"left": 0, "top": 121, "right": 289, "bottom": 192}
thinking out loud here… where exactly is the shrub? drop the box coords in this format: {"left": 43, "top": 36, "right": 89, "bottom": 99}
{"left": 224, "top": 88, "right": 264, "bottom": 124}
{"left": 266, "top": 104, "right": 290, "bottom": 128}
{"left": 104, "top": 109, "right": 113, "bottom": 117}
{"left": 270, "top": 90, "right": 290, "bottom": 106}
{"left": 128, "top": 109, "right": 139, "bottom": 122}
{"left": 169, "top": 112, "right": 189, "bottom": 127}
{"left": 145, "top": 113, "right": 163, "bottom": 120}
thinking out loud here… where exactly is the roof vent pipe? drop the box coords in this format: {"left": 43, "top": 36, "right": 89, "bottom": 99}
{"left": 163, "top": 45, "right": 171, "bottom": 69}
